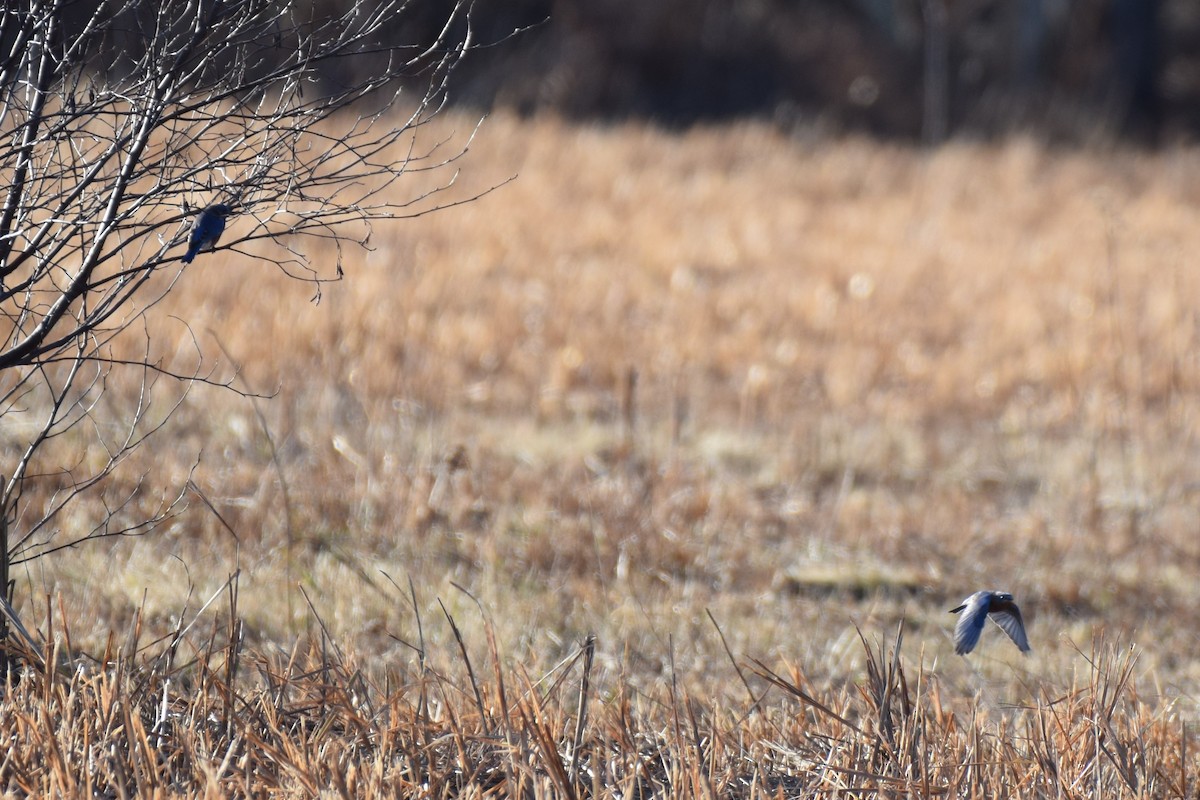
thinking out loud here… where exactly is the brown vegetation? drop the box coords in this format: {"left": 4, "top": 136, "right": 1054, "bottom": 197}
{"left": 6, "top": 111, "right": 1200, "bottom": 794}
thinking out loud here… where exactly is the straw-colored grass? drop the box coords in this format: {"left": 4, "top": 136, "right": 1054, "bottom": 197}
{"left": 4, "top": 111, "right": 1200, "bottom": 795}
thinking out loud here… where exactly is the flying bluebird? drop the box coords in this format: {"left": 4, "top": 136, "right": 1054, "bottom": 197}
{"left": 949, "top": 590, "right": 1030, "bottom": 655}
{"left": 181, "top": 203, "right": 232, "bottom": 263}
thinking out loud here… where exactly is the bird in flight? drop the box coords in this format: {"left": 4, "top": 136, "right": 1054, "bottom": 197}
{"left": 182, "top": 203, "right": 232, "bottom": 263}
{"left": 949, "top": 590, "right": 1030, "bottom": 655}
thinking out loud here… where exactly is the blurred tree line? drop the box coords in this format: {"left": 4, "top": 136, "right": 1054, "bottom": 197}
{"left": 71, "top": 0, "right": 1197, "bottom": 141}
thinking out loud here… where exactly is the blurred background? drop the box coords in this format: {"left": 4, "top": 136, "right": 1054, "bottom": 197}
{"left": 30, "top": 0, "right": 1200, "bottom": 722}
{"left": 361, "top": 0, "right": 1190, "bottom": 143}
{"left": 69, "top": 0, "right": 1196, "bottom": 141}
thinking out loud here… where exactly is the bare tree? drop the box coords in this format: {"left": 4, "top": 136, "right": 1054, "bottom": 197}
{"left": 0, "top": 0, "right": 489, "bottom": 634}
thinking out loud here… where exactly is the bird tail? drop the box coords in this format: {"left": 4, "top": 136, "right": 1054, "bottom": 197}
{"left": 181, "top": 248, "right": 197, "bottom": 264}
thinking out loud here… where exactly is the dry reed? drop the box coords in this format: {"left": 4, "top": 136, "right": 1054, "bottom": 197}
{"left": 3, "top": 111, "right": 1199, "bottom": 795}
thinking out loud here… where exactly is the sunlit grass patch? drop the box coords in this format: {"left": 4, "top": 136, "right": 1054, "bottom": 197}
{"left": 7, "top": 111, "right": 1200, "bottom": 792}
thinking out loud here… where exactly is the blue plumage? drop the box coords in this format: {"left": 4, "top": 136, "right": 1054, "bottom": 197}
{"left": 182, "top": 204, "right": 232, "bottom": 263}
{"left": 949, "top": 590, "right": 1030, "bottom": 655}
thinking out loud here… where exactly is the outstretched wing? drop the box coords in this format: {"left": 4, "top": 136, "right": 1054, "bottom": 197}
{"left": 952, "top": 593, "right": 990, "bottom": 655}
{"left": 988, "top": 601, "right": 1031, "bottom": 653}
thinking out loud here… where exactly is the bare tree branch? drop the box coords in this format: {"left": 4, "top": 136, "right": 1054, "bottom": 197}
{"left": 0, "top": 0, "right": 493, "bottom": 628}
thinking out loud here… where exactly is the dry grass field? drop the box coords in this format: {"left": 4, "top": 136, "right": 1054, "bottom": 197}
{"left": 4, "top": 111, "right": 1200, "bottom": 795}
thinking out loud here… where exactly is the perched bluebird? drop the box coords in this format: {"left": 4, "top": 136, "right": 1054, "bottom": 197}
{"left": 181, "top": 203, "right": 232, "bottom": 263}
{"left": 949, "top": 590, "right": 1030, "bottom": 655}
